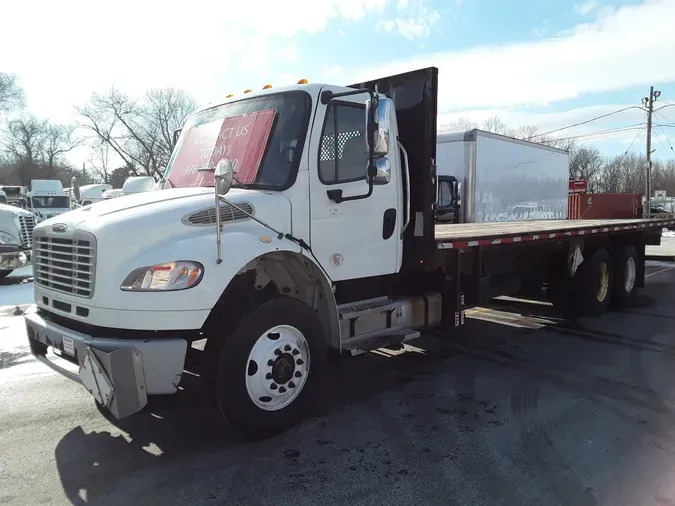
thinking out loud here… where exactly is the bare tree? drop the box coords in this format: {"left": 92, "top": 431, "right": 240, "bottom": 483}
{"left": 75, "top": 87, "right": 198, "bottom": 179}
{"left": 569, "top": 146, "right": 604, "bottom": 191}
{"left": 39, "top": 123, "right": 79, "bottom": 178}
{"left": 0, "top": 115, "right": 79, "bottom": 185}
{"left": 0, "top": 73, "right": 25, "bottom": 114}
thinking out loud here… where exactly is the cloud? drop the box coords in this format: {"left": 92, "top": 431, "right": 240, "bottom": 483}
{"left": 377, "top": 0, "right": 441, "bottom": 39}
{"left": 574, "top": 0, "right": 598, "bottom": 15}
{"left": 0, "top": 0, "right": 392, "bottom": 122}
{"left": 348, "top": 0, "right": 675, "bottom": 113}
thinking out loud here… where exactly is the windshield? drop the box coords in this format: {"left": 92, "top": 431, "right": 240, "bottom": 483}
{"left": 30, "top": 196, "right": 69, "bottom": 209}
{"left": 164, "top": 91, "right": 311, "bottom": 190}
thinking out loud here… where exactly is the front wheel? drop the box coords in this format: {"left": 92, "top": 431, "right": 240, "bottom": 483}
{"left": 211, "top": 296, "right": 326, "bottom": 440}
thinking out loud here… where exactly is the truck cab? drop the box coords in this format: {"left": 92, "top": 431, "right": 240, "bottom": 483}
{"left": 27, "top": 180, "right": 70, "bottom": 221}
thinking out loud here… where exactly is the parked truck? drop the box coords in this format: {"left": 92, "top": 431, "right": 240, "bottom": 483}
{"left": 27, "top": 180, "right": 70, "bottom": 221}
{"left": 435, "top": 130, "right": 569, "bottom": 224}
{"left": 0, "top": 202, "right": 35, "bottom": 279}
{"left": 0, "top": 185, "right": 28, "bottom": 209}
{"left": 24, "top": 67, "right": 675, "bottom": 440}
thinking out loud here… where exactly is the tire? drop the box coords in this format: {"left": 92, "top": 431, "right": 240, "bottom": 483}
{"left": 611, "top": 245, "right": 638, "bottom": 309}
{"left": 210, "top": 296, "right": 326, "bottom": 440}
{"left": 0, "top": 269, "right": 13, "bottom": 280}
{"left": 571, "top": 247, "right": 613, "bottom": 317}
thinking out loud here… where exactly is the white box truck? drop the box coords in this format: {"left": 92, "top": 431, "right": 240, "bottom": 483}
{"left": 24, "top": 67, "right": 675, "bottom": 440}
{"left": 435, "top": 130, "right": 569, "bottom": 224}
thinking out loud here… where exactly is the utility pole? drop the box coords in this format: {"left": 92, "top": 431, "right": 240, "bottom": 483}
{"left": 642, "top": 86, "right": 662, "bottom": 216}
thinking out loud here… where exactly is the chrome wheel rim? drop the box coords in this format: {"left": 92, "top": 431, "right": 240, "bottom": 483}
{"left": 245, "top": 325, "right": 310, "bottom": 411}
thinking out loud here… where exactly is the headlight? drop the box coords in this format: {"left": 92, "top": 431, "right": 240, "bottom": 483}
{"left": 121, "top": 261, "right": 204, "bottom": 292}
{"left": 0, "top": 231, "right": 20, "bottom": 246}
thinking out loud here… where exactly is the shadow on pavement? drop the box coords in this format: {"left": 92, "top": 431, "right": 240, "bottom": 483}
{"left": 52, "top": 294, "right": 672, "bottom": 505}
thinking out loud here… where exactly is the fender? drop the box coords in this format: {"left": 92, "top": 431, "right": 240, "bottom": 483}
{"left": 91, "top": 228, "right": 303, "bottom": 312}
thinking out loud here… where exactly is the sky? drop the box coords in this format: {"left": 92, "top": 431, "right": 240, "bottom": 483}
{"left": 2, "top": 0, "right": 675, "bottom": 168}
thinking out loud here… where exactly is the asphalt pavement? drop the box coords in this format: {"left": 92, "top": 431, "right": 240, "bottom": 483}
{"left": 2, "top": 263, "right": 675, "bottom": 505}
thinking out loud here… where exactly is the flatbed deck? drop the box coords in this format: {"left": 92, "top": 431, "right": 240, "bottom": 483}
{"left": 436, "top": 218, "right": 675, "bottom": 249}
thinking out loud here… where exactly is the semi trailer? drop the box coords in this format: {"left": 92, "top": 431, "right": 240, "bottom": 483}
{"left": 24, "top": 67, "right": 675, "bottom": 440}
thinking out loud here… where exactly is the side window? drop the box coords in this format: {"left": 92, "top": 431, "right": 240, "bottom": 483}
{"left": 318, "top": 103, "right": 367, "bottom": 185}
{"left": 438, "top": 180, "right": 454, "bottom": 208}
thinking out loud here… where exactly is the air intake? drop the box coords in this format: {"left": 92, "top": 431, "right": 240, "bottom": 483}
{"left": 186, "top": 202, "right": 254, "bottom": 226}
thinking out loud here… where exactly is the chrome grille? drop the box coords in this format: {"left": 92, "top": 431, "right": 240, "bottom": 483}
{"left": 18, "top": 215, "right": 35, "bottom": 247}
{"left": 186, "top": 202, "right": 254, "bottom": 226}
{"left": 33, "top": 231, "right": 96, "bottom": 298}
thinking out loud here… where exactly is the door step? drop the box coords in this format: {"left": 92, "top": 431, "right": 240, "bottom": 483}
{"left": 341, "top": 327, "right": 421, "bottom": 356}
{"left": 338, "top": 296, "right": 399, "bottom": 321}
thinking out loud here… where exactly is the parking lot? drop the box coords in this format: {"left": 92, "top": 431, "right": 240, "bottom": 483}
{"left": 2, "top": 262, "right": 675, "bottom": 505}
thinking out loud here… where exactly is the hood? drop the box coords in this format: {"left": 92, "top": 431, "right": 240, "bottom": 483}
{"left": 34, "top": 186, "right": 292, "bottom": 234}
{"left": 0, "top": 202, "right": 34, "bottom": 218}
{"left": 34, "top": 208, "right": 69, "bottom": 219}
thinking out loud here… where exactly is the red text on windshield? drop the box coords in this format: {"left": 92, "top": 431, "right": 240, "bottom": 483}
{"left": 165, "top": 109, "right": 276, "bottom": 188}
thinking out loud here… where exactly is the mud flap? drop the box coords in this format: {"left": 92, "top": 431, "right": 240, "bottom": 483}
{"left": 568, "top": 243, "right": 584, "bottom": 278}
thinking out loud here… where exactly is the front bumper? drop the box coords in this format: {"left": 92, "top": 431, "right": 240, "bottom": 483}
{"left": 0, "top": 248, "right": 31, "bottom": 270}
{"left": 24, "top": 305, "right": 188, "bottom": 419}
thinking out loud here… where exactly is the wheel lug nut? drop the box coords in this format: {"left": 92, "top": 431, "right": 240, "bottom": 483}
{"left": 292, "top": 349, "right": 299, "bottom": 356}
{"left": 267, "top": 360, "right": 274, "bottom": 366}
{"left": 284, "top": 344, "right": 291, "bottom": 351}
{"left": 279, "top": 386, "right": 287, "bottom": 393}
{"left": 296, "top": 359, "right": 304, "bottom": 365}
{"left": 274, "top": 349, "right": 282, "bottom": 356}
{"left": 295, "top": 371, "right": 302, "bottom": 378}
{"left": 266, "top": 373, "right": 272, "bottom": 380}
{"left": 270, "top": 383, "right": 278, "bottom": 390}
{"left": 289, "top": 382, "right": 296, "bottom": 388}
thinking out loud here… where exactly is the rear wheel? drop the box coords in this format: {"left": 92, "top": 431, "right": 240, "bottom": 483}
{"left": 611, "top": 245, "right": 638, "bottom": 309}
{"left": 571, "top": 247, "right": 613, "bottom": 316}
{"left": 210, "top": 296, "right": 326, "bottom": 440}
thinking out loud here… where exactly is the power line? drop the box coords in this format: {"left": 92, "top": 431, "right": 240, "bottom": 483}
{"left": 553, "top": 124, "right": 644, "bottom": 142}
{"left": 622, "top": 123, "right": 646, "bottom": 156}
{"left": 529, "top": 105, "right": 645, "bottom": 138}
{"left": 653, "top": 111, "right": 675, "bottom": 155}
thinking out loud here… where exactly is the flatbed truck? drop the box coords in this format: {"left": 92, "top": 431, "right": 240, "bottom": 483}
{"left": 24, "top": 67, "right": 675, "bottom": 439}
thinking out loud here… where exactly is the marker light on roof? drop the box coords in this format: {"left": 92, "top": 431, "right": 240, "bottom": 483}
{"left": 297, "top": 78, "right": 308, "bottom": 84}
{"left": 263, "top": 84, "right": 272, "bottom": 89}
{"left": 226, "top": 94, "right": 234, "bottom": 98}
{"left": 243, "top": 89, "right": 252, "bottom": 93}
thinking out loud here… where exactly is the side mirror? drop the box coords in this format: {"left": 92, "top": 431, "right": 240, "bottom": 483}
{"left": 369, "top": 157, "right": 391, "bottom": 185}
{"left": 214, "top": 159, "right": 234, "bottom": 195}
{"left": 365, "top": 96, "right": 392, "bottom": 157}
{"left": 71, "top": 176, "right": 81, "bottom": 203}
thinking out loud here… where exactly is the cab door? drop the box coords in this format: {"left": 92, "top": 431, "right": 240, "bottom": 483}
{"left": 308, "top": 88, "right": 401, "bottom": 281}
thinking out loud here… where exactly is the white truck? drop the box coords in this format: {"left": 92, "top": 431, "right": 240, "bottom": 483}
{"left": 24, "top": 67, "right": 675, "bottom": 440}
{"left": 27, "top": 180, "right": 70, "bottom": 221}
{"left": 0, "top": 202, "right": 35, "bottom": 279}
{"left": 118, "top": 176, "right": 156, "bottom": 196}
{"left": 435, "top": 130, "right": 569, "bottom": 224}
{"left": 0, "top": 185, "right": 28, "bottom": 209}
{"left": 77, "top": 184, "right": 113, "bottom": 206}
{"left": 101, "top": 189, "right": 122, "bottom": 200}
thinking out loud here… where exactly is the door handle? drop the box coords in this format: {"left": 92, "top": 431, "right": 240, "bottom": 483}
{"left": 382, "top": 208, "right": 396, "bottom": 239}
